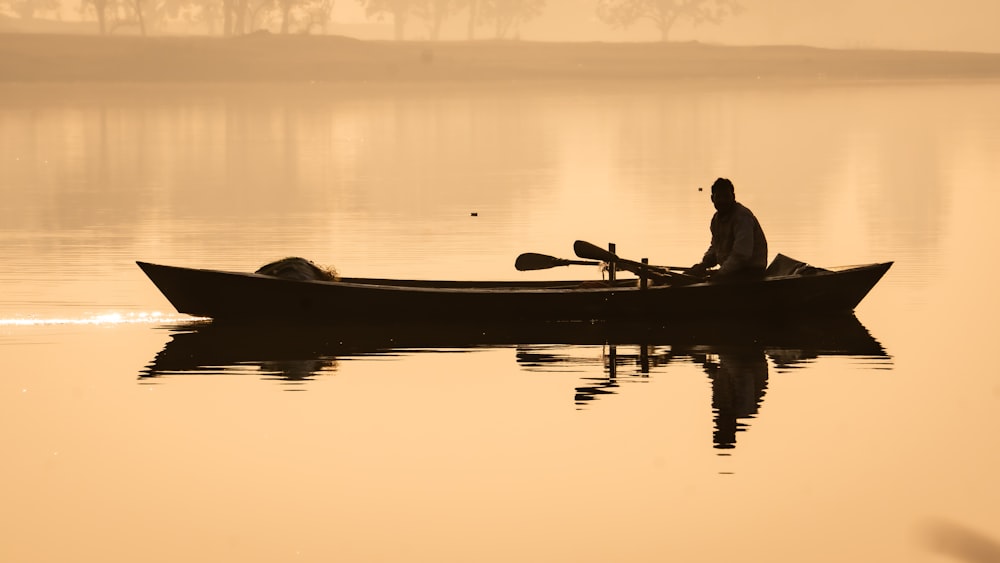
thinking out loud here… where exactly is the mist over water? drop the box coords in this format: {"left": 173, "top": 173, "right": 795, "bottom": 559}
{"left": 1, "top": 73, "right": 999, "bottom": 562}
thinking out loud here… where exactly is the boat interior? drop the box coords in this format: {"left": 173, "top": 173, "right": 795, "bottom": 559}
{"left": 330, "top": 254, "right": 837, "bottom": 290}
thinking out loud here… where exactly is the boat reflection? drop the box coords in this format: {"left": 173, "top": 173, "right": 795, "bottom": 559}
{"left": 141, "top": 316, "right": 889, "bottom": 447}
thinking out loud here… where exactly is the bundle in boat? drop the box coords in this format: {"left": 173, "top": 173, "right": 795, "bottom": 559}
{"left": 255, "top": 257, "right": 338, "bottom": 282}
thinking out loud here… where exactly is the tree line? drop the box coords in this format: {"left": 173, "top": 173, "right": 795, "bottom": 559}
{"left": 2, "top": 0, "right": 740, "bottom": 41}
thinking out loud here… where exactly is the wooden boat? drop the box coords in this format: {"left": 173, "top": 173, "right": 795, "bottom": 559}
{"left": 136, "top": 252, "right": 891, "bottom": 322}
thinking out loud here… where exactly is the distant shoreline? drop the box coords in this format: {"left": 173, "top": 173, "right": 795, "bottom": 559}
{"left": 3, "top": 32, "right": 1000, "bottom": 83}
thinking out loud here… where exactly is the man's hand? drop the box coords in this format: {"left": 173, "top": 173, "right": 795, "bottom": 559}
{"left": 684, "top": 263, "right": 708, "bottom": 277}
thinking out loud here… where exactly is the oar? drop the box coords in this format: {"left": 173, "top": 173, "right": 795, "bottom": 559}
{"left": 573, "top": 240, "right": 703, "bottom": 284}
{"left": 515, "top": 252, "right": 600, "bottom": 271}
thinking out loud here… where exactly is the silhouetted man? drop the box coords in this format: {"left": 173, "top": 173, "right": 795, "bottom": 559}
{"left": 687, "top": 178, "right": 768, "bottom": 281}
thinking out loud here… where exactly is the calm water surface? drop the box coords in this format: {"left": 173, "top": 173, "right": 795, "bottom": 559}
{"left": 2, "top": 80, "right": 999, "bottom": 562}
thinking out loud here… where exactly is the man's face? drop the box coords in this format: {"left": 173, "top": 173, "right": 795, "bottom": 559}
{"left": 711, "top": 188, "right": 735, "bottom": 213}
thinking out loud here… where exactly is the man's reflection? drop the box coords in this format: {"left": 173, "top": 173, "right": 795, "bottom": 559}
{"left": 570, "top": 344, "right": 770, "bottom": 450}
{"left": 698, "top": 348, "right": 769, "bottom": 450}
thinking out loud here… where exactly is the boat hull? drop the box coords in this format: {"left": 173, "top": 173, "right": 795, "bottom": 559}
{"left": 137, "top": 259, "right": 892, "bottom": 322}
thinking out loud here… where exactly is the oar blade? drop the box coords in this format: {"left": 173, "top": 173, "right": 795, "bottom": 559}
{"left": 573, "top": 240, "right": 614, "bottom": 262}
{"left": 516, "top": 253, "right": 600, "bottom": 271}
{"left": 515, "top": 253, "right": 567, "bottom": 271}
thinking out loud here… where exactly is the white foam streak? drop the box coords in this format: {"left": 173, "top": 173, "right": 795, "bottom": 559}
{"left": 0, "top": 312, "right": 199, "bottom": 326}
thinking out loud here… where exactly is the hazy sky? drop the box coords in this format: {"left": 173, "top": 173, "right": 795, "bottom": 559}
{"left": 334, "top": 0, "right": 1000, "bottom": 53}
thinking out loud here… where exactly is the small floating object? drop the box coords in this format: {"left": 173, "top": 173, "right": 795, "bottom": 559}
{"left": 471, "top": 212, "right": 478, "bottom": 216}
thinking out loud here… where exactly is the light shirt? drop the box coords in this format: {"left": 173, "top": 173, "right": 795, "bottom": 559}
{"left": 701, "top": 201, "right": 768, "bottom": 274}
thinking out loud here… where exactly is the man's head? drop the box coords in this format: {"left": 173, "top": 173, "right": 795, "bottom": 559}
{"left": 710, "top": 177, "right": 736, "bottom": 213}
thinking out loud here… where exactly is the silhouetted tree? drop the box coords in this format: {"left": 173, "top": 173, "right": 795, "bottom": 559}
{"left": 161, "top": 0, "right": 220, "bottom": 33}
{"left": 478, "top": 0, "right": 544, "bottom": 39}
{"left": 596, "top": 0, "right": 740, "bottom": 42}
{"left": 357, "top": 0, "right": 411, "bottom": 39}
{"left": 79, "top": 0, "right": 147, "bottom": 34}
{"left": 151, "top": 0, "right": 188, "bottom": 32}
{"left": 188, "top": 0, "right": 224, "bottom": 33}
{"left": 413, "top": 0, "right": 460, "bottom": 40}
{"left": 256, "top": 0, "right": 332, "bottom": 33}
{"left": 80, "top": 0, "right": 110, "bottom": 33}
{"left": 222, "top": 0, "right": 237, "bottom": 34}
{"left": 130, "top": 0, "right": 148, "bottom": 35}
{"left": 276, "top": 0, "right": 298, "bottom": 32}
{"left": 301, "top": 0, "right": 335, "bottom": 33}
{"left": 218, "top": 0, "right": 275, "bottom": 34}
{"left": 6, "top": 0, "right": 61, "bottom": 20}
{"left": 465, "top": 0, "right": 477, "bottom": 38}
{"left": 246, "top": 0, "right": 275, "bottom": 30}
{"left": 223, "top": 0, "right": 254, "bottom": 34}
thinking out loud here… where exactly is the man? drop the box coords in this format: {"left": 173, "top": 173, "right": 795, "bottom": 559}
{"left": 687, "top": 178, "right": 768, "bottom": 281}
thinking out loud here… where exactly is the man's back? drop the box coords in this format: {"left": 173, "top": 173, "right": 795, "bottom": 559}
{"left": 708, "top": 201, "right": 768, "bottom": 274}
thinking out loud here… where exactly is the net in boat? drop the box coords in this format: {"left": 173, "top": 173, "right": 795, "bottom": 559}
{"left": 255, "top": 257, "right": 339, "bottom": 281}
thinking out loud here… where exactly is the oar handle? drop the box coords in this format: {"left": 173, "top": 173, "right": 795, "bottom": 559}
{"left": 573, "top": 240, "right": 703, "bottom": 283}
{"left": 572, "top": 241, "right": 686, "bottom": 271}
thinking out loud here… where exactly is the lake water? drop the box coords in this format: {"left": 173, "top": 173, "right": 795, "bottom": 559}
{"left": 2, "top": 79, "right": 999, "bottom": 563}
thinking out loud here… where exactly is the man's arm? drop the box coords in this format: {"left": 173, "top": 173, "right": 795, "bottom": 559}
{"left": 698, "top": 246, "right": 718, "bottom": 269}
{"left": 687, "top": 215, "right": 719, "bottom": 275}
{"left": 690, "top": 233, "right": 719, "bottom": 273}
